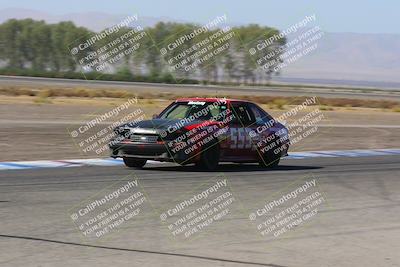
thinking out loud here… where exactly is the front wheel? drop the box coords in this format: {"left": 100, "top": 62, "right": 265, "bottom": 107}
{"left": 123, "top": 157, "right": 147, "bottom": 168}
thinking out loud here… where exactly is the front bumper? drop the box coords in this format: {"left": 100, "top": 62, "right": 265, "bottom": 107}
{"left": 109, "top": 141, "right": 192, "bottom": 163}
{"left": 110, "top": 141, "right": 168, "bottom": 159}
{"left": 280, "top": 143, "right": 290, "bottom": 157}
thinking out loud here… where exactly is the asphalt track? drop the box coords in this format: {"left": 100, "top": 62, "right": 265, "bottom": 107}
{"left": 1, "top": 155, "right": 400, "bottom": 267}
{"left": 2, "top": 75, "right": 400, "bottom": 100}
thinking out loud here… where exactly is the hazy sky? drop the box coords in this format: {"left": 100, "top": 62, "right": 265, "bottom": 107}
{"left": 0, "top": 0, "right": 398, "bottom": 34}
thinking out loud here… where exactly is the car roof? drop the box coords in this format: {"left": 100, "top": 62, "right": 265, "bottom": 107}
{"left": 175, "top": 97, "right": 251, "bottom": 103}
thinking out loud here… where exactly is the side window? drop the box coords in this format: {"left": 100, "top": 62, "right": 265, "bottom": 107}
{"left": 231, "top": 103, "right": 255, "bottom": 126}
{"left": 248, "top": 103, "right": 274, "bottom": 124}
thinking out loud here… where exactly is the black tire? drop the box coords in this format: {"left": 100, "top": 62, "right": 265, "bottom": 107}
{"left": 259, "top": 148, "right": 281, "bottom": 169}
{"left": 196, "top": 143, "right": 220, "bottom": 170}
{"left": 123, "top": 157, "right": 147, "bottom": 168}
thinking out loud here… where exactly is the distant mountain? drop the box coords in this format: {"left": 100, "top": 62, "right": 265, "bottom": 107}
{"left": 281, "top": 32, "right": 400, "bottom": 83}
{"left": 1, "top": 8, "right": 400, "bottom": 84}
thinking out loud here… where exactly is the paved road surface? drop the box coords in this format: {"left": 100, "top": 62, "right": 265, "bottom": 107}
{"left": 0, "top": 156, "right": 399, "bottom": 266}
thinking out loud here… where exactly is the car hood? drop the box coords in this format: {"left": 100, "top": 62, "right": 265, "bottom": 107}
{"left": 118, "top": 118, "right": 207, "bottom": 132}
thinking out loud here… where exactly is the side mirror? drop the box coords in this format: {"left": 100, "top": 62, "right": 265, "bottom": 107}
{"left": 152, "top": 114, "right": 158, "bottom": 119}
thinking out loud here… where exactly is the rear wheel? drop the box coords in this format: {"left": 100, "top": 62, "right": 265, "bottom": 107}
{"left": 259, "top": 148, "right": 281, "bottom": 169}
{"left": 123, "top": 157, "right": 147, "bottom": 168}
{"left": 196, "top": 143, "right": 220, "bottom": 170}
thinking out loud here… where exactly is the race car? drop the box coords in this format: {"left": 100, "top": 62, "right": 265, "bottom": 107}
{"left": 109, "top": 98, "right": 289, "bottom": 170}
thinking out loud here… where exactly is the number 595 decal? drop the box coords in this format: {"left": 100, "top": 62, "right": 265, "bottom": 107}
{"left": 230, "top": 128, "right": 254, "bottom": 149}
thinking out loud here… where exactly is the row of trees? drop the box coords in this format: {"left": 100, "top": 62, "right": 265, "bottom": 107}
{"left": 0, "top": 19, "right": 286, "bottom": 84}
{"left": 0, "top": 19, "right": 88, "bottom": 71}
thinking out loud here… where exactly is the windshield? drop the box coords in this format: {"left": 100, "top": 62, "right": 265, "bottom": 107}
{"left": 159, "top": 101, "right": 227, "bottom": 120}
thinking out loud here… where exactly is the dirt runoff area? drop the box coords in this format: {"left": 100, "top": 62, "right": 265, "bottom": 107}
{"left": 0, "top": 95, "right": 399, "bottom": 162}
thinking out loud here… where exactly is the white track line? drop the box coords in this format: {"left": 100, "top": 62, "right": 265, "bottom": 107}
{"left": 0, "top": 148, "right": 399, "bottom": 170}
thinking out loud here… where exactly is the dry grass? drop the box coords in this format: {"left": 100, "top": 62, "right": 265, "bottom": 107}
{"left": 1, "top": 85, "right": 399, "bottom": 110}
{"left": 0, "top": 86, "right": 137, "bottom": 98}
{"left": 318, "top": 105, "right": 334, "bottom": 111}
{"left": 270, "top": 99, "right": 287, "bottom": 109}
{"left": 33, "top": 97, "right": 52, "bottom": 104}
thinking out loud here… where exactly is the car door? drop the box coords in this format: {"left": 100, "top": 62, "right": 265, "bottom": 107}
{"left": 247, "top": 103, "right": 282, "bottom": 156}
{"left": 224, "top": 102, "right": 256, "bottom": 160}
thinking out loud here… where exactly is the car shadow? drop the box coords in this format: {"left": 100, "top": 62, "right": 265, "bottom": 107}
{"left": 142, "top": 163, "right": 322, "bottom": 172}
